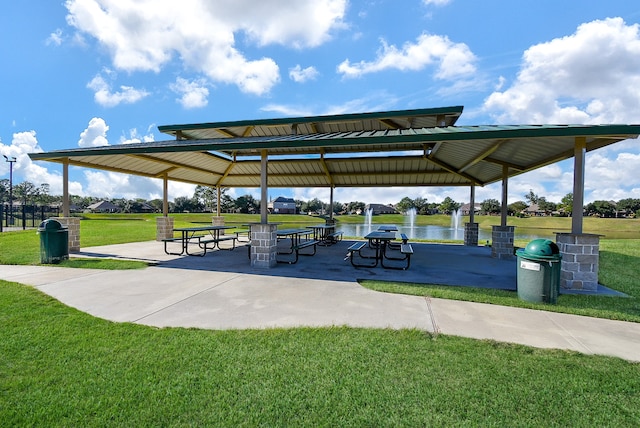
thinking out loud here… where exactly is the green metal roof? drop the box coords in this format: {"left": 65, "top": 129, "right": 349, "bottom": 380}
{"left": 157, "top": 106, "right": 464, "bottom": 140}
{"left": 29, "top": 119, "right": 640, "bottom": 189}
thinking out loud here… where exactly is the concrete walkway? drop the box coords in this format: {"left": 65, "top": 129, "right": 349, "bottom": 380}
{"left": 1, "top": 240, "right": 639, "bottom": 362}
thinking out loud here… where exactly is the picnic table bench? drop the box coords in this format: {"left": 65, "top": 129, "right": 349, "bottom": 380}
{"left": 163, "top": 225, "right": 235, "bottom": 256}
{"left": 276, "top": 228, "right": 319, "bottom": 264}
{"left": 198, "top": 234, "right": 237, "bottom": 251}
{"left": 326, "top": 230, "right": 343, "bottom": 243}
{"left": 346, "top": 231, "right": 413, "bottom": 270}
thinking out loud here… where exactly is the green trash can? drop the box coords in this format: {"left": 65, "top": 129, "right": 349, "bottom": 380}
{"left": 38, "top": 219, "right": 69, "bottom": 264}
{"left": 516, "top": 239, "right": 562, "bottom": 304}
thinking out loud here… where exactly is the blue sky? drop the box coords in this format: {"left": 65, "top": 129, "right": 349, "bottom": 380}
{"left": 2, "top": 0, "right": 640, "bottom": 206}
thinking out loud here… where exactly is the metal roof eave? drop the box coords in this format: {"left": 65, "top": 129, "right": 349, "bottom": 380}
{"left": 29, "top": 124, "right": 640, "bottom": 161}
{"left": 157, "top": 106, "right": 465, "bottom": 136}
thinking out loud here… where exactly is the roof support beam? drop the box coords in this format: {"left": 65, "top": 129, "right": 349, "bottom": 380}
{"left": 319, "top": 153, "right": 334, "bottom": 186}
{"left": 216, "top": 128, "right": 239, "bottom": 138}
{"left": 572, "top": 137, "right": 586, "bottom": 233}
{"left": 483, "top": 157, "right": 525, "bottom": 171}
{"left": 457, "top": 140, "right": 507, "bottom": 173}
{"left": 379, "top": 119, "right": 400, "bottom": 129}
{"left": 216, "top": 160, "right": 237, "bottom": 186}
{"left": 429, "top": 142, "right": 442, "bottom": 157}
{"left": 425, "top": 154, "right": 484, "bottom": 185}
{"left": 129, "top": 154, "right": 217, "bottom": 176}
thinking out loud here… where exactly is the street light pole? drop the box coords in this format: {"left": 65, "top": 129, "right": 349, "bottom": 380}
{"left": 3, "top": 155, "right": 16, "bottom": 226}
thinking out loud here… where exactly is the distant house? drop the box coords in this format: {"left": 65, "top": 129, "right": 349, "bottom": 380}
{"left": 131, "top": 202, "right": 156, "bottom": 213}
{"left": 364, "top": 203, "right": 397, "bottom": 215}
{"left": 524, "top": 203, "right": 544, "bottom": 216}
{"left": 268, "top": 196, "right": 297, "bottom": 214}
{"left": 87, "top": 200, "right": 121, "bottom": 213}
{"left": 460, "top": 203, "right": 481, "bottom": 216}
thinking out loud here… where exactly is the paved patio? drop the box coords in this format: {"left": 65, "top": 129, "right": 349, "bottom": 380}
{"left": 80, "top": 239, "right": 518, "bottom": 290}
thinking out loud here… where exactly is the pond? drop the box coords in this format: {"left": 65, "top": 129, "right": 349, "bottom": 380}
{"left": 334, "top": 223, "right": 554, "bottom": 242}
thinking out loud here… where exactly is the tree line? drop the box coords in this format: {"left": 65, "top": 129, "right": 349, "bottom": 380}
{"left": 2, "top": 180, "right": 639, "bottom": 218}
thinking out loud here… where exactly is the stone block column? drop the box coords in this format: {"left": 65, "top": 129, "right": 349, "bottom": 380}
{"left": 54, "top": 217, "right": 80, "bottom": 253}
{"left": 212, "top": 216, "right": 225, "bottom": 234}
{"left": 491, "top": 225, "right": 514, "bottom": 259}
{"left": 556, "top": 233, "right": 600, "bottom": 291}
{"left": 250, "top": 223, "right": 277, "bottom": 269}
{"left": 156, "top": 216, "right": 174, "bottom": 241}
{"left": 464, "top": 222, "right": 479, "bottom": 246}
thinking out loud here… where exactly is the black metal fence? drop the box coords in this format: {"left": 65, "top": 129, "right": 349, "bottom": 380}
{"left": 0, "top": 204, "right": 60, "bottom": 232}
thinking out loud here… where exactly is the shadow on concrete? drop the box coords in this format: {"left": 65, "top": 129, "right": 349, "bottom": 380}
{"left": 158, "top": 240, "right": 518, "bottom": 291}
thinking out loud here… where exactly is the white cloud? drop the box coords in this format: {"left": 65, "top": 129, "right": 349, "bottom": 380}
{"left": 337, "top": 33, "right": 476, "bottom": 79}
{"left": 46, "top": 29, "right": 64, "bottom": 46}
{"left": 584, "top": 152, "right": 640, "bottom": 201}
{"left": 261, "top": 104, "right": 314, "bottom": 117}
{"left": 170, "top": 77, "right": 210, "bottom": 109}
{"left": 83, "top": 170, "right": 195, "bottom": 201}
{"left": 479, "top": 17, "right": 640, "bottom": 204}
{"left": 87, "top": 73, "right": 149, "bottom": 107}
{"left": 261, "top": 92, "right": 401, "bottom": 120}
{"left": 423, "top": 0, "right": 452, "bottom": 5}
{"left": 483, "top": 18, "right": 640, "bottom": 124}
{"left": 289, "top": 65, "right": 319, "bottom": 83}
{"left": 119, "top": 128, "right": 155, "bottom": 145}
{"left": 78, "top": 117, "right": 109, "bottom": 148}
{"left": 1, "top": 131, "right": 83, "bottom": 196}
{"left": 65, "top": 0, "right": 347, "bottom": 96}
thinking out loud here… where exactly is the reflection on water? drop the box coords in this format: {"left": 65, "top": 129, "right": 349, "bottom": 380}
{"left": 335, "top": 224, "right": 554, "bottom": 242}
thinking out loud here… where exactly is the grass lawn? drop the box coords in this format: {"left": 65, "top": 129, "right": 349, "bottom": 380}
{"left": 1, "top": 282, "right": 639, "bottom": 426}
{"left": 1, "top": 213, "right": 640, "bottom": 425}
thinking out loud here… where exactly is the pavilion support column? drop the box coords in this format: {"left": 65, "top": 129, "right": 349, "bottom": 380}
{"left": 54, "top": 159, "right": 80, "bottom": 253}
{"left": 557, "top": 137, "right": 599, "bottom": 290}
{"left": 216, "top": 185, "right": 222, "bottom": 217}
{"left": 492, "top": 166, "right": 514, "bottom": 258}
{"left": 572, "top": 137, "right": 586, "bottom": 234}
{"left": 464, "top": 185, "right": 478, "bottom": 246}
{"left": 162, "top": 173, "right": 169, "bottom": 217}
{"left": 212, "top": 185, "right": 225, "bottom": 234}
{"left": 260, "top": 150, "right": 268, "bottom": 225}
{"left": 326, "top": 186, "right": 335, "bottom": 226}
{"left": 250, "top": 149, "right": 277, "bottom": 268}
{"left": 156, "top": 173, "right": 173, "bottom": 241}
{"left": 556, "top": 233, "right": 600, "bottom": 291}
{"left": 62, "top": 158, "right": 70, "bottom": 217}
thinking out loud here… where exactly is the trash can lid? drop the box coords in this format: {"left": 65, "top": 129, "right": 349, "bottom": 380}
{"left": 520, "top": 238, "right": 560, "bottom": 260}
{"left": 38, "top": 219, "right": 64, "bottom": 231}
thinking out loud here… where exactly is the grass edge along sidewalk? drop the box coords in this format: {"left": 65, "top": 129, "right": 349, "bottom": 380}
{"left": 1, "top": 215, "right": 639, "bottom": 323}
{"left": 1, "top": 281, "right": 639, "bottom": 426}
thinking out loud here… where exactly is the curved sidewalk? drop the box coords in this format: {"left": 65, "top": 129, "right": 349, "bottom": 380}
{"left": 2, "top": 259, "right": 639, "bottom": 362}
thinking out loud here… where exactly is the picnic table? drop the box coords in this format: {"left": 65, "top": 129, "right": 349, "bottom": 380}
{"left": 276, "top": 228, "right": 318, "bottom": 264}
{"left": 163, "top": 225, "right": 235, "bottom": 256}
{"left": 377, "top": 225, "right": 398, "bottom": 232}
{"left": 306, "top": 224, "right": 343, "bottom": 246}
{"left": 345, "top": 230, "right": 413, "bottom": 270}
